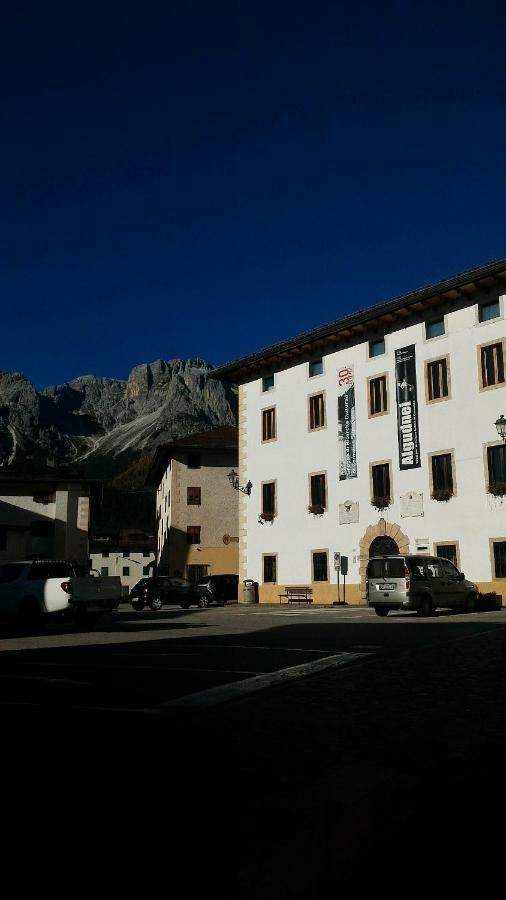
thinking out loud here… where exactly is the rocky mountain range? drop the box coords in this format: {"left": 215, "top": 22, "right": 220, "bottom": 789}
{"left": 0, "top": 358, "right": 237, "bottom": 480}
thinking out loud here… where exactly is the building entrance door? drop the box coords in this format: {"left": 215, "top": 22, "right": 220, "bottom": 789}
{"left": 369, "top": 535, "right": 399, "bottom": 557}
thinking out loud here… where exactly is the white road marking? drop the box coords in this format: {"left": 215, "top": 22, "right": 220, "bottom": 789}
{"left": 158, "top": 650, "right": 371, "bottom": 710}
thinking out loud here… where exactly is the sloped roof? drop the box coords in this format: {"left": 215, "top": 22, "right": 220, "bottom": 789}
{"left": 209, "top": 258, "right": 506, "bottom": 382}
{"left": 145, "top": 426, "right": 238, "bottom": 486}
{"left": 169, "top": 425, "right": 238, "bottom": 448}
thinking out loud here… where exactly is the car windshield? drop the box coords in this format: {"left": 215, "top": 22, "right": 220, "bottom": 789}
{"left": 367, "top": 558, "right": 406, "bottom": 579}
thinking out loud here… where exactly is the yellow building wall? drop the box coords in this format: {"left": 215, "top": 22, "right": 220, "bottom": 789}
{"left": 170, "top": 544, "right": 239, "bottom": 595}
{"left": 252, "top": 580, "right": 503, "bottom": 606}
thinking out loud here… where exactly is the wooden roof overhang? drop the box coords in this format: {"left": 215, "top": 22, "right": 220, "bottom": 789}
{"left": 209, "top": 259, "right": 506, "bottom": 384}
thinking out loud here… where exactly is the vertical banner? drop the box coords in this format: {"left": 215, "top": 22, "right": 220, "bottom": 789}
{"left": 338, "top": 365, "right": 357, "bottom": 480}
{"left": 395, "top": 344, "right": 421, "bottom": 469}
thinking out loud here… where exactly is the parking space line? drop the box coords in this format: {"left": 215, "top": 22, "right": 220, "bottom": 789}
{"left": 158, "top": 650, "right": 371, "bottom": 711}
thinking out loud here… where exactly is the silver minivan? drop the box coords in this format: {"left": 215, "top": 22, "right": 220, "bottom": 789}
{"left": 366, "top": 555, "right": 480, "bottom": 617}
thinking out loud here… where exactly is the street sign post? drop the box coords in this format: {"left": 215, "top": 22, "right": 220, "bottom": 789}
{"left": 333, "top": 553, "right": 348, "bottom": 606}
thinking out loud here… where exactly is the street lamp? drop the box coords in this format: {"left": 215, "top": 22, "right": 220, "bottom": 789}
{"left": 227, "top": 469, "right": 252, "bottom": 495}
{"left": 495, "top": 415, "right": 506, "bottom": 442}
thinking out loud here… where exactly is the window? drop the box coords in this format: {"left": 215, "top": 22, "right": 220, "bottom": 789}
{"left": 188, "top": 453, "right": 201, "bottom": 469}
{"left": 262, "top": 374, "right": 275, "bottom": 392}
{"left": 480, "top": 342, "right": 505, "bottom": 389}
{"left": 263, "top": 555, "right": 277, "bottom": 583}
{"left": 187, "top": 526, "right": 201, "bottom": 545}
{"left": 309, "top": 358, "right": 323, "bottom": 377}
{"left": 187, "top": 486, "right": 201, "bottom": 505}
{"left": 369, "top": 337, "right": 385, "bottom": 358}
{"left": 435, "top": 543, "right": 458, "bottom": 568}
{"left": 425, "top": 317, "right": 445, "bottom": 339}
{"left": 309, "top": 473, "right": 326, "bottom": 512}
{"left": 440, "top": 560, "right": 460, "bottom": 580}
{"left": 368, "top": 375, "right": 388, "bottom": 416}
{"left": 487, "top": 444, "right": 506, "bottom": 495}
{"left": 371, "top": 463, "right": 391, "bottom": 507}
{"left": 478, "top": 299, "right": 500, "bottom": 323}
{"left": 309, "top": 392, "right": 326, "bottom": 430}
{"left": 143, "top": 551, "right": 150, "bottom": 557}
{"left": 122, "top": 567, "right": 130, "bottom": 576}
{"left": 103, "top": 551, "right": 109, "bottom": 558}
{"left": 262, "top": 407, "right": 276, "bottom": 442}
{"left": 261, "top": 482, "right": 276, "bottom": 519}
{"left": 33, "top": 491, "right": 56, "bottom": 504}
{"left": 123, "top": 551, "right": 129, "bottom": 558}
{"left": 101, "top": 566, "right": 109, "bottom": 576}
{"left": 431, "top": 452, "right": 454, "bottom": 500}
{"left": 143, "top": 566, "right": 150, "bottom": 576}
{"left": 492, "top": 541, "right": 506, "bottom": 578}
{"left": 312, "top": 551, "right": 328, "bottom": 582}
{"left": 426, "top": 357, "right": 450, "bottom": 402}
{"left": 425, "top": 558, "right": 443, "bottom": 578}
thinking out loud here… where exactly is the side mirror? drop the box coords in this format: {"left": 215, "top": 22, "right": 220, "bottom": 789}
{"left": 458, "top": 572, "right": 465, "bottom": 581}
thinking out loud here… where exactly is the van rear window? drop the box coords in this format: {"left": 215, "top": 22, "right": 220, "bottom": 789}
{"left": 367, "top": 558, "right": 405, "bottom": 579}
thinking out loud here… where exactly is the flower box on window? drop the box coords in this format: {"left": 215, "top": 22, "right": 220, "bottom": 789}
{"left": 259, "top": 511, "right": 275, "bottom": 522}
{"left": 308, "top": 504, "right": 325, "bottom": 515}
{"left": 431, "top": 488, "right": 453, "bottom": 502}
{"left": 371, "top": 496, "right": 390, "bottom": 510}
{"left": 489, "top": 481, "right": 506, "bottom": 497}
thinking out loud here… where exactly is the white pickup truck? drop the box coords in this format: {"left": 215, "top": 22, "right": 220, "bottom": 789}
{"left": 0, "top": 559, "right": 122, "bottom": 627}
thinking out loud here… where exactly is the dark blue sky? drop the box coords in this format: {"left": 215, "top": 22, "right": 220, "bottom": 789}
{"left": 1, "top": 2, "right": 505, "bottom": 389}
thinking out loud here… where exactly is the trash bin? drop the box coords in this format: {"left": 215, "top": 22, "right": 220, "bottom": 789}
{"left": 242, "top": 579, "right": 259, "bottom": 604}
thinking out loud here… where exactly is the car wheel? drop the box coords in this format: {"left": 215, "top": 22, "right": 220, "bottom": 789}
{"left": 418, "top": 596, "right": 433, "bottom": 617}
{"left": 180, "top": 601, "right": 191, "bottom": 610}
{"left": 131, "top": 599, "right": 145, "bottom": 611}
{"left": 374, "top": 606, "right": 389, "bottom": 617}
{"left": 466, "top": 593, "right": 477, "bottom": 614}
{"left": 197, "top": 595, "right": 210, "bottom": 608}
{"left": 149, "top": 597, "right": 163, "bottom": 611}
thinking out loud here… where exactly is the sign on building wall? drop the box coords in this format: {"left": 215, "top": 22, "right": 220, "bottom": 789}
{"left": 339, "top": 500, "right": 359, "bottom": 524}
{"left": 338, "top": 365, "right": 357, "bottom": 480}
{"left": 395, "top": 345, "right": 421, "bottom": 470}
{"left": 400, "top": 491, "right": 424, "bottom": 518}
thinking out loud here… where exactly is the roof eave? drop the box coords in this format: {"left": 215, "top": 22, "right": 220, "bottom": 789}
{"left": 209, "top": 258, "right": 506, "bottom": 383}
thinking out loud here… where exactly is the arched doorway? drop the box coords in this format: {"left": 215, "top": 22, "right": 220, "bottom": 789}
{"left": 369, "top": 535, "right": 399, "bottom": 557}
{"left": 359, "top": 521, "right": 410, "bottom": 600}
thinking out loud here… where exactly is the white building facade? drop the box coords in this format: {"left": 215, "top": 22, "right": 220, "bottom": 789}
{"left": 211, "top": 260, "right": 506, "bottom": 604}
{"left": 0, "top": 475, "right": 91, "bottom": 565}
{"left": 90, "top": 529, "right": 155, "bottom": 592}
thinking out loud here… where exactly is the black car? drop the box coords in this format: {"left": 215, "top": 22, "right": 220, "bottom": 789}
{"left": 193, "top": 574, "right": 239, "bottom": 606}
{"left": 129, "top": 574, "right": 238, "bottom": 611}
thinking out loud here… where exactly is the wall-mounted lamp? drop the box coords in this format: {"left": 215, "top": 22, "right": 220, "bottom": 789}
{"left": 495, "top": 414, "right": 506, "bottom": 442}
{"left": 227, "top": 469, "right": 252, "bottom": 495}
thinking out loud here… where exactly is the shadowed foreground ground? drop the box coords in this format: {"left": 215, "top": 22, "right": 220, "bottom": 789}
{"left": 1, "top": 625, "right": 505, "bottom": 897}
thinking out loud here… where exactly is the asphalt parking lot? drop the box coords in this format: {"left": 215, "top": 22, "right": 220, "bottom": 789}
{"left": 0, "top": 601, "right": 504, "bottom": 712}
{"left": 2, "top": 602, "right": 506, "bottom": 897}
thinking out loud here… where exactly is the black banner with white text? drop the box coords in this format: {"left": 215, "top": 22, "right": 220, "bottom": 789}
{"left": 395, "top": 344, "right": 421, "bottom": 470}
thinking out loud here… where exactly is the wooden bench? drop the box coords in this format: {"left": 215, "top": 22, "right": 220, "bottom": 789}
{"left": 278, "top": 586, "right": 313, "bottom": 605}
